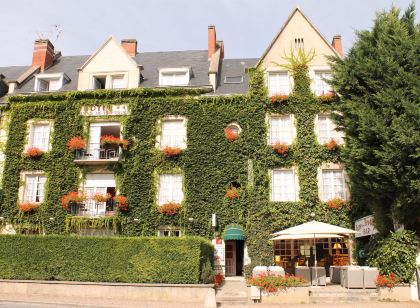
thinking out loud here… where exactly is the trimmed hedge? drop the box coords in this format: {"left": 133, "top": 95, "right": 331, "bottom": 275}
{"left": 0, "top": 235, "right": 213, "bottom": 284}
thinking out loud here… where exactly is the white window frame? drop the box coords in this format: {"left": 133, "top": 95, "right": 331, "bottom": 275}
{"left": 90, "top": 72, "right": 128, "bottom": 90}
{"left": 267, "top": 114, "right": 296, "bottom": 145}
{"left": 34, "top": 73, "right": 68, "bottom": 92}
{"left": 82, "top": 173, "right": 116, "bottom": 217}
{"left": 314, "top": 70, "right": 333, "bottom": 95}
{"left": 318, "top": 163, "right": 349, "bottom": 201}
{"left": 157, "top": 227, "right": 182, "bottom": 237}
{"left": 158, "top": 67, "right": 190, "bottom": 86}
{"left": 267, "top": 71, "right": 290, "bottom": 96}
{"left": 157, "top": 173, "right": 184, "bottom": 206}
{"left": 87, "top": 122, "right": 121, "bottom": 159}
{"left": 158, "top": 116, "right": 187, "bottom": 149}
{"left": 26, "top": 120, "right": 53, "bottom": 152}
{"left": 270, "top": 168, "right": 299, "bottom": 202}
{"left": 315, "top": 114, "right": 344, "bottom": 144}
{"left": 19, "top": 171, "right": 46, "bottom": 204}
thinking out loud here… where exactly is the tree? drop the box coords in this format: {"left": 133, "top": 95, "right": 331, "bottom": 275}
{"left": 329, "top": 4, "right": 419, "bottom": 234}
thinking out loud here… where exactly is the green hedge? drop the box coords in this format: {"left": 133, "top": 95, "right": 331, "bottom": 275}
{"left": 0, "top": 235, "right": 213, "bottom": 284}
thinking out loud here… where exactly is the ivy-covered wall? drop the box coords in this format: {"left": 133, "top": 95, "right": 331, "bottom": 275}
{"left": 0, "top": 66, "right": 351, "bottom": 266}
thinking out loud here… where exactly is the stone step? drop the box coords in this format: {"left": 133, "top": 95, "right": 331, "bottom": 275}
{"left": 311, "top": 292, "right": 378, "bottom": 297}
{"left": 310, "top": 294, "right": 379, "bottom": 303}
{"left": 216, "top": 296, "right": 248, "bottom": 302}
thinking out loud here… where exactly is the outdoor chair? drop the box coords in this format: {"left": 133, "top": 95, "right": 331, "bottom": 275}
{"left": 330, "top": 266, "right": 342, "bottom": 284}
{"left": 311, "top": 267, "right": 326, "bottom": 286}
{"left": 343, "top": 267, "right": 364, "bottom": 289}
{"left": 295, "top": 266, "right": 311, "bottom": 283}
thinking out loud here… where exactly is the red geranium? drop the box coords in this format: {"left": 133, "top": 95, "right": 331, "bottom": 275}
{"left": 272, "top": 142, "right": 289, "bottom": 157}
{"left": 100, "top": 135, "right": 121, "bottom": 146}
{"left": 114, "top": 195, "right": 128, "bottom": 211}
{"left": 214, "top": 273, "right": 225, "bottom": 288}
{"left": 270, "top": 94, "right": 289, "bottom": 103}
{"left": 67, "top": 137, "right": 86, "bottom": 151}
{"left": 159, "top": 202, "right": 182, "bottom": 216}
{"left": 375, "top": 273, "right": 400, "bottom": 289}
{"left": 224, "top": 127, "right": 239, "bottom": 142}
{"left": 326, "top": 197, "right": 347, "bottom": 209}
{"left": 93, "top": 193, "right": 111, "bottom": 203}
{"left": 247, "top": 272, "right": 306, "bottom": 293}
{"left": 19, "top": 202, "right": 38, "bottom": 212}
{"left": 25, "top": 147, "right": 43, "bottom": 158}
{"left": 162, "top": 147, "right": 182, "bottom": 158}
{"left": 326, "top": 138, "right": 339, "bottom": 151}
{"left": 61, "top": 191, "right": 85, "bottom": 209}
{"left": 225, "top": 187, "right": 239, "bottom": 200}
{"left": 319, "top": 91, "right": 335, "bottom": 102}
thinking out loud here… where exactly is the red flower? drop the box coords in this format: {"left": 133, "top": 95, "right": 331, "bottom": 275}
{"left": 270, "top": 94, "right": 289, "bottom": 103}
{"left": 159, "top": 202, "right": 182, "bottom": 216}
{"left": 93, "top": 193, "right": 111, "bottom": 203}
{"left": 67, "top": 137, "right": 86, "bottom": 151}
{"left": 120, "top": 139, "right": 129, "bottom": 150}
{"left": 25, "top": 147, "right": 43, "bottom": 158}
{"left": 375, "top": 273, "right": 400, "bottom": 289}
{"left": 214, "top": 273, "right": 225, "bottom": 288}
{"left": 319, "top": 91, "right": 335, "bottom": 102}
{"left": 114, "top": 195, "right": 128, "bottom": 211}
{"left": 224, "top": 127, "right": 239, "bottom": 142}
{"left": 272, "top": 142, "right": 289, "bottom": 157}
{"left": 100, "top": 135, "right": 121, "bottom": 146}
{"left": 162, "top": 147, "right": 182, "bottom": 158}
{"left": 225, "top": 187, "right": 239, "bottom": 200}
{"left": 326, "top": 197, "right": 347, "bottom": 209}
{"left": 61, "top": 191, "right": 85, "bottom": 209}
{"left": 19, "top": 202, "right": 38, "bottom": 212}
{"left": 325, "top": 138, "right": 339, "bottom": 151}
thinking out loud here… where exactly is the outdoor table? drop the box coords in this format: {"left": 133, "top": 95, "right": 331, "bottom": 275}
{"left": 295, "top": 266, "right": 311, "bottom": 283}
{"left": 311, "top": 267, "right": 326, "bottom": 286}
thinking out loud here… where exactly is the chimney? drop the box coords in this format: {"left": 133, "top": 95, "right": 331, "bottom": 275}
{"left": 32, "top": 39, "right": 54, "bottom": 71}
{"left": 217, "top": 40, "right": 224, "bottom": 59}
{"left": 121, "top": 39, "right": 137, "bottom": 57}
{"left": 331, "top": 35, "right": 343, "bottom": 57}
{"left": 208, "top": 25, "right": 217, "bottom": 59}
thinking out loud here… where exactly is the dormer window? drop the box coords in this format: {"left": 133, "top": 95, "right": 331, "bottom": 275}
{"left": 159, "top": 68, "right": 190, "bottom": 86}
{"left": 91, "top": 73, "right": 128, "bottom": 90}
{"left": 224, "top": 76, "right": 243, "bottom": 84}
{"left": 34, "top": 73, "right": 69, "bottom": 92}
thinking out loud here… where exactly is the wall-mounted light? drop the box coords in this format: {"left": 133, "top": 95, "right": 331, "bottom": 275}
{"left": 49, "top": 217, "right": 54, "bottom": 221}
{"left": 212, "top": 213, "right": 216, "bottom": 228}
{"left": 0, "top": 217, "right": 4, "bottom": 221}
{"left": 188, "top": 217, "right": 194, "bottom": 222}
{"left": 310, "top": 212, "right": 315, "bottom": 218}
{"left": 133, "top": 218, "right": 139, "bottom": 222}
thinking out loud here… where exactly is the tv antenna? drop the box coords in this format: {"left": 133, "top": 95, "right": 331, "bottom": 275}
{"left": 35, "top": 25, "right": 63, "bottom": 43}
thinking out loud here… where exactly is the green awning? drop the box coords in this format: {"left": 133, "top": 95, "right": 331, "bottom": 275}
{"left": 223, "top": 224, "right": 245, "bottom": 241}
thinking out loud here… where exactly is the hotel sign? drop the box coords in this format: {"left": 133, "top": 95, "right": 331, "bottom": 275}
{"left": 80, "top": 104, "right": 129, "bottom": 116}
{"left": 355, "top": 215, "right": 379, "bottom": 238}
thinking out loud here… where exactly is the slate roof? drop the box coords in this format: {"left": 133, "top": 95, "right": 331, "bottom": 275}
{"left": 0, "top": 50, "right": 255, "bottom": 101}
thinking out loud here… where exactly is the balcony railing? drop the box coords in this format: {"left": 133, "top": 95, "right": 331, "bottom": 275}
{"left": 74, "top": 147, "right": 120, "bottom": 164}
{"left": 69, "top": 199, "right": 116, "bottom": 217}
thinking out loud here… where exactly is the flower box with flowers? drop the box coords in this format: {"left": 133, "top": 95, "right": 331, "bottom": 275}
{"left": 247, "top": 272, "right": 307, "bottom": 294}
{"left": 159, "top": 202, "right": 182, "bottom": 216}
{"left": 376, "top": 273, "right": 412, "bottom": 301}
{"left": 114, "top": 195, "right": 129, "bottom": 211}
{"left": 214, "top": 272, "right": 225, "bottom": 288}
{"left": 61, "top": 191, "right": 86, "bottom": 214}
{"left": 24, "top": 147, "right": 43, "bottom": 158}
{"left": 225, "top": 187, "right": 239, "bottom": 200}
{"left": 271, "top": 142, "right": 289, "bottom": 157}
{"left": 325, "top": 138, "right": 339, "bottom": 151}
{"left": 224, "top": 127, "right": 239, "bottom": 142}
{"left": 93, "top": 193, "right": 112, "bottom": 203}
{"left": 319, "top": 91, "right": 336, "bottom": 102}
{"left": 162, "top": 147, "right": 182, "bottom": 158}
{"left": 270, "top": 94, "right": 289, "bottom": 104}
{"left": 19, "top": 202, "right": 38, "bottom": 213}
{"left": 326, "top": 197, "right": 347, "bottom": 209}
{"left": 67, "top": 137, "right": 86, "bottom": 151}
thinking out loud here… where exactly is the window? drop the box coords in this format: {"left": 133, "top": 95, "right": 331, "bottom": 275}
{"left": 160, "top": 118, "right": 186, "bottom": 148}
{"left": 157, "top": 228, "right": 182, "bottom": 237}
{"left": 317, "top": 115, "right": 344, "bottom": 144}
{"left": 269, "top": 115, "right": 294, "bottom": 145}
{"left": 34, "top": 73, "right": 67, "bottom": 92}
{"left": 29, "top": 123, "right": 51, "bottom": 151}
{"left": 159, "top": 70, "right": 189, "bottom": 86}
{"left": 93, "top": 76, "right": 106, "bottom": 89}
{"left": 314, "top": 71, "right": 332, "bottom": 95}
{"left": 92, "top": 74, "right": 127, "bottom": 90}
{"left": 224, "top": 76, "right": 243, "bottom": 84}
{"left": 86, "top": 122, "right": 121, "bottom": 160}
{"left": 321, "top": 169, "right": 346, "bottom": 201}
{"left": 83, "top": 173, "right": 116, "bottom": 216}
{"left": 158, "top": 174, "right": 183, "bottom": 205}
{"left": 271, "top": 169, "right": 297, "bottom": 201}
{"left": 268, "top": 72, "right": 289, "bottom": 96}
{"left": 111, "top": 75, "right": 125, "bottom": 89}
{"left": 23, "top": 174, "right": 46, "bottom": 203}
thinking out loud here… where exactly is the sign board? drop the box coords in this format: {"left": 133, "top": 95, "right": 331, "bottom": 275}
{"left": 80, "top": 104, "right": 129, "bottom": 116}
{"left": 355, "top": 215, "right": 378, "bottom": 238}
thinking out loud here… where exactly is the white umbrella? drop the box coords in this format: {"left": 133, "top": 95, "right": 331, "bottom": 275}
{"left": 270, "top": 220, "right": 356, "bottom": 287}
{"left": 270, "top": 233, "right": 343, "bottom": 241}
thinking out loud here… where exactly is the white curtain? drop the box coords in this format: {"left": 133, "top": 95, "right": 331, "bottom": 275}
{"left": 268, "top": 72, "right": 289, "bottom": 96}
{"left": 269, "top": 115, "right": 293, "bottom": 144}
{"left": 271, "top": 170, "right": 296, "bottom": 201}
{"left": 158, "top": 174, "right": 183, "bottom": 205}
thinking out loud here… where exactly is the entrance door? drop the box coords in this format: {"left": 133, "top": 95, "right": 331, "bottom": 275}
{"left": 225, "top": 241, "right": 236, "bottom": 276}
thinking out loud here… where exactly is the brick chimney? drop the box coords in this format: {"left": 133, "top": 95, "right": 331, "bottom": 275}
{"left": 208, "top": 25, "right": 217, "bottom": 59}
{"left": 121, "top": 39, "right": 137, "bottom": 57}
{"left": 331, "top": 35, "right": 343, "bottom": 57}
{"left": 32, "top": 39, "right": 54, "bottom": 71}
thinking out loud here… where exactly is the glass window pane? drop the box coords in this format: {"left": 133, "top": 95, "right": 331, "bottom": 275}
{"left": 272, "top": 170, "right": 296, "bottom": 201}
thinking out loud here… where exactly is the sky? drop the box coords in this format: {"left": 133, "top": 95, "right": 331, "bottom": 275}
{"left": 0, "top": 0, "right": 417, "bottom": 66}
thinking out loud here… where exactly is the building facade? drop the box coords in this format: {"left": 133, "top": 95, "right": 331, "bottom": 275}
{"left": 0, "top": 8, "right": 351, "bottom": 276}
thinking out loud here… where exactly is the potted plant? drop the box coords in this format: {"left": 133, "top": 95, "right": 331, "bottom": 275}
{"left": 120, "top": 139, "right": 129, "bottom": 150}
{"left": 270, "top": 94, "right": 289, "bottom": 104}
{"left": 319, "top": 91, "right": 335, "bottom": 102}
{"left": 114, "top": 195, "right": 129, "bottom": 211}
{"left": 326, "top": 197, "right": 347, "bottom": 209}
{"left": 67, "top": 136, "right": 86, "bottom": 158}
{"left": 18, "top": 202, "right": 38, "bottom": 213}
{"left": 325, "top": 138, "right": 339, "bottom": 151}
{"left": 61, "top": 191, "right": 85, "bottom": 214}
{"left": 224, "top": 127, "right": 239, "bottom": 142}
{"left": 159, "top": 202, "right": 182, "bottom": 216}
{"left": 93, "top": 193, "right": 111, "bottom": 203}
{"left": 225, "top": 187, "right": 239, "bottom": 200}
{"left": 214, "top": 272, "right": 225, "bottom": 288}
{"left": 272, "top": 142, "right": 289, "bottom": 157}
{"left": 24, "top": 147, "right": 43, "bottom": 158}
{"left": 162, "top": 146, "right": 182, "bottom": 158}
{"left": 100, "top": 135, "right": 121, "bottom": 148}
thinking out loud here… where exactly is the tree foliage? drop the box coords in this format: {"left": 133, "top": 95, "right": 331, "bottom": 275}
{"left": 329, "top": 4, "right": 420, "bottom": 233}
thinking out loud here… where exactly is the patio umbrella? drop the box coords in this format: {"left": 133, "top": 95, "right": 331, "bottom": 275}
{"left": 270, "top": 233, "right": 343, "bottom": 240}
{"left": 270, "top": 220, "right": 356, "bottom": 286}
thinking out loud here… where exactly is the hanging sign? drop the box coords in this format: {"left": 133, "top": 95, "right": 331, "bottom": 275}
{"left": 80, "top": 104, "right": 129, "bottom": 116}
{"left": 355, "top": 215, "right": 378, "bottom": 238}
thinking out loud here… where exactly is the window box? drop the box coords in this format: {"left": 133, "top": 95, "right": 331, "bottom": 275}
{"left": 272, "top": 142, "right": 289, "bottom": 157}
{"left": 159, "top": 202, "right": 182, "bottom": 216}
{"left": 24, "top": 147, "right": 43, "bottom": 158}
{"left": 18, "top": 202, "right": 39, "bottom": 213}
{"left": 162, "top": 146, "right": 182, "bottom": 158}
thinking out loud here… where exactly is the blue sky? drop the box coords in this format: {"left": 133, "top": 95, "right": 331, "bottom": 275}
{"left": 1, "top": 0, "right": 417, "bottom": 66}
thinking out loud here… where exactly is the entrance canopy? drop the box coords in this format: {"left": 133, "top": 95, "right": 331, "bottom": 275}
{"left": 270, "top": 233, "right": 343, "bottom": 241}
{"left": 224, "top": 224, "right": 245, "bottom": 241}
{"left": 271, "top": 220, "right": 357, "bottom": 236}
